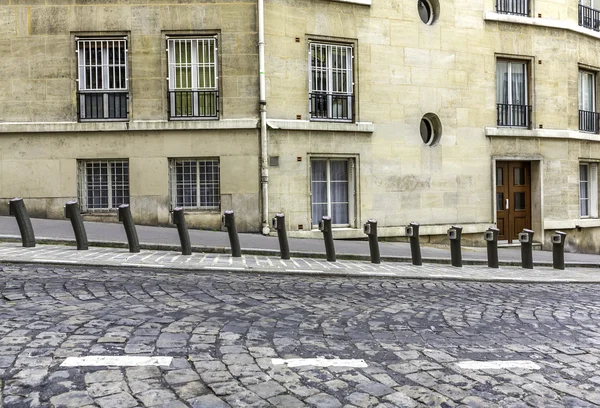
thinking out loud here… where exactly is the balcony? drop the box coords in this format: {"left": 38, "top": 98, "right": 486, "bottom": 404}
{"left": 309, "top": 93, "right": 353, "bottom": 121}
{"left": 77, "top": 92, "right": 128, "bottom": 121}
{"left": 497, "top": 104, "right": 531, "bottom": 128}
{"left": 496, "top": 0, "right": 529, "bottom": 16}
{"left": 168, "top": 90, "right": 219, "bottom": 120}
{"left": 579, "top": 4, "right": 600, "bottom": 31}
{"left": 579, "top": 110, "right": 600, "bottom": 133}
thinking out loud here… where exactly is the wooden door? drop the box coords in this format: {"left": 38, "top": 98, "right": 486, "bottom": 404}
{"left": 496, "top": 161, "right": 531, "bottom": 242}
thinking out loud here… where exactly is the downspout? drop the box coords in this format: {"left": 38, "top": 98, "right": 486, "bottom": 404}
{"left": 258, "top": 0, "right": 270, "bottom": 235}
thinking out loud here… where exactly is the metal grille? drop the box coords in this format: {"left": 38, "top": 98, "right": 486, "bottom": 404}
{"left": 309, "top": 43, "right": 353, "bottom": 121}
{"left": 78, "top": 160, "right": 129, "bottom": 211}
{"left": 497, "top": 104, "right": 531, "bottom": 127}
{"left": 496, "top": 0, "right": 529, "bottom": 16}
{"left": 76, "top": 38, "right": 128, "bottom": 120}
{"left": 579, "top": 3, "right": 600, "bottom": 31}
{"left": 167, "top": 38, "right": 218, "bottom": 119}
{"left": 579, "top": 110, "right": 600, "bottom": 133}
{"left": 170, "top": 159, "right": 220, "bottom": 210}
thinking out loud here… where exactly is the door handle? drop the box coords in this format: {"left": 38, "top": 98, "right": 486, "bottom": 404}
{"left": 506, "top": 199, "right": 509, "bottom": 210}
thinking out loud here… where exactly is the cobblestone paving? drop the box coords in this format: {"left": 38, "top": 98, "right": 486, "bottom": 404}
{"left": 1, "top": 265, "right": 600, "bottom": 406}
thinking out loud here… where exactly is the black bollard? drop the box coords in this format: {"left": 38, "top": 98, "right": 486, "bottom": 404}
{"left": 363, "top": 219, "right": 380, "bottom": 264}
{"left": 551, "top": 230, "right": 567, "bottom": 270}
{"left": 406, "top": 222, "right": 422, "bottom": 266}
{"left": 118, "top": 204, "right": 140, "bottom": 253}
{"left": 319, "top": 216, "right": 336, "bottom": 262}
{"left": 9, "top": 198, "right": 35, "bottom": 247}
{"left": 484, "top": 227, "right": 499, "bottom": 268}
{"left": 518, "top": 229, "right": 534, "bottom": 269}
{"left": 64, "top": 201, "right": 88, "bottom": 250}
{"left": 171, "top": 207, "right": 191, "bottom": 256}
{"left": 222, "top": 210, "right": 241, "bottom": 257}
{"left": 448, "top": 225, "right": 463, "bottom": 267}
{"left": 272, "top": 213, "right": 290, "bottom": 260}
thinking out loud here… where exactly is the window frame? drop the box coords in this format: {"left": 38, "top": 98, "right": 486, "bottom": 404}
{"left": 310, "top": 157, "right": 356, "bottom": 228}
{"left": 496, "top": 58, "right": 531, "bottom": 128}
{"left": 76, "top": 37, "right": 129, "bottom": 121}
{"left": 77, "top": 159, "right": 130, "bottom": 212}
{"left": 166, "top": 36, "right": 219, "bottom": 120}
{"left": 579, "top": 69, "right": 598, "bottom": 133}
{"left": 168, "top": 158, "right": 221, "bottom": 211}
{"left": 308, "top": 41, "right": 354, "bottom": 122}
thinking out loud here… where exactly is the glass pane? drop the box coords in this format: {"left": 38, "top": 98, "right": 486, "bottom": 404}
{"left": 331, "top": 203, "right": 348, "bottom": 225}
{"left": 311, "top": 160, "right": 327, "bottom": 181}
{"left": 330, "top": 160, "right": 348, "bottom": 181}
{"left": 312, "top": 203, "right": 327, "bottom": 225}
{"left": 513, "top": 167, "right": 525, "bottom": 185}
{"left": 514, "top": 192, "right": 525, "bottom": 210}
{"left": 496, "top": 167, "right": 503, "bottom": 186}
{"left": 496, "top": 193, "right": 504, "bottom": 210}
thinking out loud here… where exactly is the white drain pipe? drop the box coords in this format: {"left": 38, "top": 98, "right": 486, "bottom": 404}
{"left": 258, "top": 0, "right": 269, "bottom": 235}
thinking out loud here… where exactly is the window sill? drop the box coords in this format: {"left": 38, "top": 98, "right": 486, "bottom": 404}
{"left": 484, "top": 11, "right": 600, "bottom": 41}
{"left": 486, "top": 126, "right": 600, "bottom": 141}
{"left": 329, "top": 0, "right": 371, "bottom": 5}
{"left": 545, "top": 219, "right": 600, "bottom": 229}
{"left": 267, "top": 119, "right": 374, "bottom": 133}
{"left": 0, "top": 119, "right": 259, "bottom": 133}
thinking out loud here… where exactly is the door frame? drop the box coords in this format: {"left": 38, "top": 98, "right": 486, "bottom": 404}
{"left": 492, "top": 156, "right": 543, "bottom": 242}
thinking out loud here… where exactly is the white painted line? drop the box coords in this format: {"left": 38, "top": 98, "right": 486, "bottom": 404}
{"left": 272, "top": 358, "right": 368, "bottom": 368}
{"left": 35, "top": 259, "right": 78, "bottom": 264}
{"left": 121, "top": 263, "right": 163, "bottom": 268}
{"left": 203, "top": 266, "right": 245, "bottom": 271}
{"left": 286, "top": 269, "right": 323, "bottom": 273}
{"left": 457, "top": 360, "right": 540, "bottom": 370}
{"left": 61, "top": 356, "right": 173, "bottom": 367}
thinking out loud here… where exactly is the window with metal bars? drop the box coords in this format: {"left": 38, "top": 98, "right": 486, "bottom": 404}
{"left": 76, "top": 38, "right": 128, "bottom": 121}
{"left": 169, "top": 159, "right": 220, "bottom": 210}
{"left": 167, "top": 37, "right": 219, "bottom": 119}
{"left": 77, "top": 160, "right": 129, "bottom": 211}
{"left": 309, "top": 42, "right": 354, "bottom": 122}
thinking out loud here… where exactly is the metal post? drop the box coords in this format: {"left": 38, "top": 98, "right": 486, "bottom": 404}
{"left": 222, "top": 210, "right": 241, "bottom": 257}
{"left": 363, "top": 219, "right": 380, "bottom": 264}
{"left": 484, "top": 227, "right": 499, "bottom": 268}
{"left": 406, "top": 222, "right": 422, "bottom": 266}
{"left": 118, "top": 204, "right": 140, "bottom": 253}
{"left": 448, "top": 225, "right": 463, "bottom": 267}
{"left": 272, "top": 213, "right": 290, "bottom": 260}
{"left": 8, "top": 198, "right": 35, "bottom": 247}
{"left": 171, "top": 207, "right": 191, "bottom": 256}
{"left": 518, "top": 229, "right": 534, "bottom": 269}
{"left": 552, "top": 230, "right": 567, "bottom": 270}
{"left": 319, "top": 216, "right": 336, "bottom": 262}
{"left": 64, "top": 201, "right": 88, "bottom": 250}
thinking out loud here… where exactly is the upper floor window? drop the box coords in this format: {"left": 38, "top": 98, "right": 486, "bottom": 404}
{"left": 76, "top": 38, "right": 128, "bottom": 121}
{"left": 495, "top": 0, "right": 529, "bottom": 16}
{"left": 579, "top": 70, "right": 598, "bottom": 133}
{"left": 579, "top": 0, "right": 600, "bottom": 31}
{"left": 309, "top": 42, "right": 353, "bottom": 122}
{"left": 167, "top": 37, "right": 219, "bottom": 120}
{"left": 496, "top": 60, "right": 530, "bottom": 128}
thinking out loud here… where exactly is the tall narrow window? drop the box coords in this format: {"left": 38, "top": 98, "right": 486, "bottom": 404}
{"left": 77, "top": 160, "right": 129, "bottom": 211}
{"left": 496, "top": 60, "right": 530, "bottom": 127}
{"left": 169, "top": 159, "right": 220, "bottom": 210}
{"left": 167, "top": 37, "right": 218, "bottom": 119}
{"left": 579, "top": 70, "right": 598, "bottom": 133}
{"left": 309, "top": 43, "right": 353, "bottom": 121}
{"left": 311, "top": 158, "right": 355, "bottom": 226}
{"left": 77, "top": 38, "right": 128, "bottom": 121}
{"left": 580, "top": 163, "right": 598, "bottom": 218}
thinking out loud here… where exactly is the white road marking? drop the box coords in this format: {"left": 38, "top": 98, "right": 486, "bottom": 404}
{"left": 272, "top": 357, "right": 368, "bottom": 368}
{"left": 35, "top": 259, "right": 78, "bottom": 264}
{"left": 203, "top": 266, "right": 245, "bottom": 271}
{"left": 457, "top": 360, "right": 541, "bottom": 370}
{"left": 61, "top": 356, "right": 173, "bottom": 367}
{"left": 121, "top": 263, "right": 163, "bottom": 268}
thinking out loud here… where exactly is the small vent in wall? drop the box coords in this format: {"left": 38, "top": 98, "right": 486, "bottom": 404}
{"left": 269, "top": 156, "right": 280, "bottom": 167}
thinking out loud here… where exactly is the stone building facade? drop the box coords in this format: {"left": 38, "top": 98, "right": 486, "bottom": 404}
{"left": 1, "top": 0, "right": 600, "bottom": 252}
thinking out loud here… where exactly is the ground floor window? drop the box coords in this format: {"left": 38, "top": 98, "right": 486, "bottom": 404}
{"left": 580, "top": 162, "right": 599, "bottom": 217}
{"left": 77, "top": 160, "right": 129, "bottom": 211}
{"left": 169, "top": 158, "right": 220, "bottom": 210}
{"left": 311, "top": 158, "right": 355, "bottom": 227}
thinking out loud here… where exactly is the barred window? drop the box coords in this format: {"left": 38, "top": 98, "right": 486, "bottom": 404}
{"left": 77, "top": 160, "right": 129, "bottom": 211}
{"left": 169, "top": 159, "right": 220, "bottom": 210}
{"left": 76, "top": 38, "right": 128, "bottom": 120}
{"left": 309, "top": 42, "right": 353, "bottom": 121}
{"left": 167, "top": 37, "right": 218, "bottom": 119}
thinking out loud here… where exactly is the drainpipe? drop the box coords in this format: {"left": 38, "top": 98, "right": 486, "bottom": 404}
{"left": 258, "top": 0, "right": 270, "bottom": 235}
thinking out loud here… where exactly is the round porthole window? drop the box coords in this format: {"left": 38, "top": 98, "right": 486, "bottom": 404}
{"left": 417, "top": 0, "right": 438, "bottom": 25}
{"left": 420, "top": 113, "right": 442, "bottom": 146}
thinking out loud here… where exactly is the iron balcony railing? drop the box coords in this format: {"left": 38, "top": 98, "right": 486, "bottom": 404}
{"left": 497, "top": 104, "right": 531, "bottom": 128}
{"left": 579, "top": 4, "right": 600, "bottom": 31}
{"left": 496, "top": 0, "right": 530, "bottom": 16}
{"left": 309, "top": 92, "right": 353, "bottom": 121}
{"left": 168, "top": 90, "right": 219, "bottom": 119}
{"left": 77, "top": 92, "right": 128, "bottom": 121}
{"left": 579, "top": 110, "right": 600, "bottom": 133}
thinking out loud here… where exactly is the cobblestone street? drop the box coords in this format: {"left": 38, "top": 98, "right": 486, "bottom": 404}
{"left": 2, "top": 265, "right": 600, "bottom": 407}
